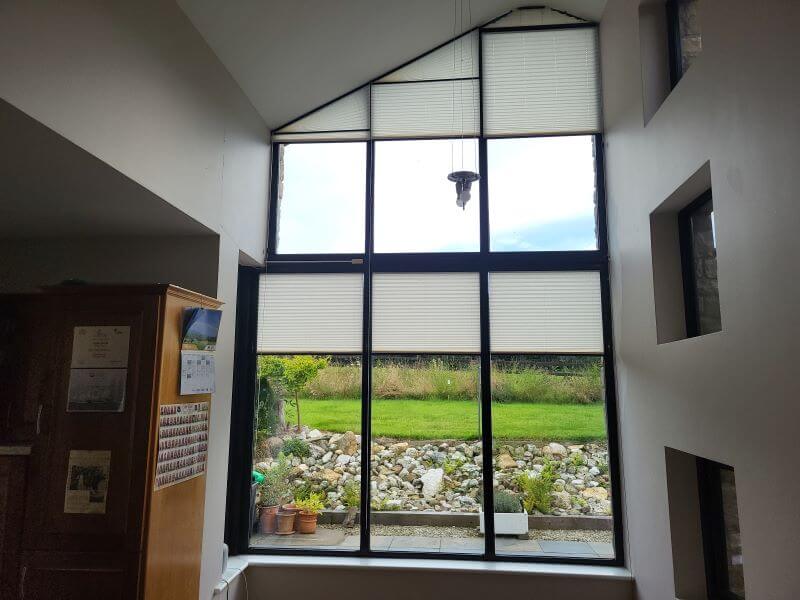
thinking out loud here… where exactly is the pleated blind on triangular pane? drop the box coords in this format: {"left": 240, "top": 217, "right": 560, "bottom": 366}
{"left": 257, "top": 273, "right": 363, "bottom": 353}
{"left": 485, "top": 7, "right": 585, "bottom": 28}
{"left": 372, "top": 273, "right": 480, "bottom": 352}
{"left": 489, "top": 271, "right": 603, "bottom": 353}
{"left": 371, "top": 79, "right": 479, "bottom": 139}
{"left": 272, "top": 87, "right": 369, "bottom": 142}
{"left": 376, "top": 31, "right": 479, "bottom": 82}
{"left": 482, "top": 27, "right": 601, "bottom": 136}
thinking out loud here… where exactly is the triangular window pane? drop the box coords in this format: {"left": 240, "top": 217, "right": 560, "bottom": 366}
{"left": 273, "top": 87, "right": 369, "bottom": 141}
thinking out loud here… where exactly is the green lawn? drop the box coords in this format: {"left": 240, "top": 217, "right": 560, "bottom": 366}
{"left": 286, "top": 398, "right": 607, "bottom": 442}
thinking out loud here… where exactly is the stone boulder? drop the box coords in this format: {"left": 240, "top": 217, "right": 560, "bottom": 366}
{"left": 420, "top": 468, "right": 444, "bottom": 499}
{"left": 581, "top": 486, "right": 609, "bottom": 501}
{"left": 496, "top": 453, "right": 517, "bottom": 470}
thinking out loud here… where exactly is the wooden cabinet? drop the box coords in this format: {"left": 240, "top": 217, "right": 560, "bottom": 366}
{"left": 0, "top": 285, "right": 221, "bottom": 600}
{"left": 0, "top": 454, "right": 28, "bottom": 600}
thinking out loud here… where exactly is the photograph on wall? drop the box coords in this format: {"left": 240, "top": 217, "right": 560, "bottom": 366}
{"left": 64, "top": 450, "right": 111, "bottom": 514}
{"left": 67, "top": 368, "right": 127, "bottom": 412}
{"left": 181, "top": 308, "right": 222, "bottom": 352}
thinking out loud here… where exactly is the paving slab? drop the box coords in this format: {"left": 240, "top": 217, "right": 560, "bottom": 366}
{"left": 538, "top": 540, "right": 597, "bottom": 557}
{"left": 588, "top": 541, "right": 615, "bottom": 558}
{"left": 389, "top": 536, "right": 442, "bottom": 551}
{"left": 496, "top": 538, "right": 544, "bottom": 554}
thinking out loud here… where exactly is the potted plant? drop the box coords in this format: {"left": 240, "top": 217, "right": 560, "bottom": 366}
{"left": 257, "top": 454, "right": 291, "bottom": 534}
{"left": 479, "top": 490, "right": 528, "bottom": 536}
{"left": 295, "top": 493, "right": 325, "bottom": 534}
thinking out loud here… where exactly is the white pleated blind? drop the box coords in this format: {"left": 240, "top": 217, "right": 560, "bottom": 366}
{"left": 372, "top": 273, "right": 480, "bottom": 352}
{"left": 257, "top": 273, "right": 363, "bottom": 353}
{"left": 485, "top": 7, "right": 585, "bottom": 28}
{"left": 482, "top": 28, "right": 601, "bottom": 136}
{"left": 371, "top": 79, "right": 479, "bottom": 139}
{"left": 377, "top": 31, "right": 479, "bottom": 82}
{"left": 272, "top": 87, "right": 369, "bottom": 142}
{"left": 489, "top": 271, "right": 603, "bottom": 353}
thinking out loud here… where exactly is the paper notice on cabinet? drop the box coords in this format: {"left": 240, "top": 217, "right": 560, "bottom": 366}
{"left": 180, "top": 350, "right": 215, "bottom": 395}
{"left": 67, "top": 368, "right": 127, "bottom": 412}
{"left": 71, "top": 326, "right": 130, "bottom": 368}
{"left": 64, "top": 450, "right": 111, "bottom": 514}
{"left": 154, "top": 402, "right": 209, "bottom": 490}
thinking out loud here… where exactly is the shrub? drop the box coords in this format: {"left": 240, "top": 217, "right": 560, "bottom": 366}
{"left": 517, "top": 463, "right": 557, "bottom": 514}
{"left": 493, "top": 490, "right": 523, "bottom": 513}
{"left": 282, "top": 437, "right": 310, "bottom": 458}
{"left": 256, "top": 453, "right": 291, "bottom": 508}
{"left": 293, "top": 482, "right": 313, "bottom": 502}
{"left": 342, "top": 481, "right": 361, "bottom": 508}
{"left": 295, "top": 492, "right": 325, "bottom": 515}
{"left": 443, "top": 457, "right": 465, "bottom": 475}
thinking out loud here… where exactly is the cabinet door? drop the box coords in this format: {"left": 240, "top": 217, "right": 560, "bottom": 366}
{"left": 23, "top": 294, "right": 162, "bottom": 554}
{"left": 18, "top": 551, "right": 136, "bottom": 600}
{"left": 0, "top": 456, "right": 27, "bottom": 600}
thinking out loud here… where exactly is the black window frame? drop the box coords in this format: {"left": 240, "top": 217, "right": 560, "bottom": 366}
{"left": 678, "top": 189, "right": 720, "bottom": 338}
{"left": 226, "top": 16, "right": 624, "bottom": 568}
{"left": 697, "top": 458, "right": 745, "bottom": 600}
{"left": 666, "top": 0, "right": 700, "bottom": 88}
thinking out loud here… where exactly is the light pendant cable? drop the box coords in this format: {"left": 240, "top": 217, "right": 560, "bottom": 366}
{"left": 448, "top": 0, "right": 478, "bottom": 210}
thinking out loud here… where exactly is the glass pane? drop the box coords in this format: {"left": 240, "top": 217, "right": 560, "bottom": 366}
{"left": 374, "top": 139, "right": 480, "bottom": 253}
{"left": 688, "top": 198, "right": 721, "bottom": 335}
{"left": 488, "top": 136, "right": 598, "bottom": 251}
{"left": 676, "top": 0, "right": 702, "bottom": 74}
{"left": 720, "top": 468, "right": 745, "bottom": 597}
{"left": 250, "top": 355, "right": 362, "bottom": 551}
{"left": 369, "top": 355, "right": 483, "bottom": 554}
{"left": 490, "top": 355, "right": 615, "bottom": 559}
{"left": 275, "top": 143, "right": 366, "bottom": 254}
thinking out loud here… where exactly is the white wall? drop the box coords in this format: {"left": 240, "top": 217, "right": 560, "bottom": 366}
{"left": 600, "top": 0, "right": 800, "bottom": 597}
{"left": 0, "top": 0, "right": 269, "bottom": 263}
{"left": 0, "top": 2, "right": 270, "bottom": 597}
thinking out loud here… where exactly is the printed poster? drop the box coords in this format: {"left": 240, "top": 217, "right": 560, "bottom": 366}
{"left": 64, "top": 450, "right": 111, "bottom": 514}
{"left": 154, "top": 402, "right": 209, "bottom": 490}
{"left": 71, "top": 326, "right": 130, "bottom": 368}
{"left": 67, "top": 368, "right": 127, "bottom": 412}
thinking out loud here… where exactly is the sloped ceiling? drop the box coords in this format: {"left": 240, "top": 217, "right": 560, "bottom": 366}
{"left": 0, "top": 98, "right": 213, "bottom": 238}
{"left": 178, "top": 0, "right": 607, "bottom": 130}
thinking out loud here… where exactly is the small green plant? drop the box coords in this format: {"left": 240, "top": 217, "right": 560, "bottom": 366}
{"left": 293, "top": 481, "right": 313, "bottom": 502}
{"left": 256, "top": 453, "right": 291, "bottom": 508}
{"left": 370, "top": 497, "right": 401, "bottom": 511}
{"left": 493, "top": 490, "right": 523, "bottom": 513}
{"left": 517, "top": 462, "right": 557, "bottom": 514}
{"left": 570, "top": 453, "right": 586, "bottom": 467}
{"left": 597, "top": 463, "right": 609, "bottom": 475}
{"left": 295, "top": 492, "right": 325, "bottom": 515}
{"left": 342, "top": 481, "right": 361, "bottom": 508}
{"left": 443, "top": 457, "right": 465, "bottom": 475}
{"left": 282, "top": 437, "right": 310, "bottom": 457}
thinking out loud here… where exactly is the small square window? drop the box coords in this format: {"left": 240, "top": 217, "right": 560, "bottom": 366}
{"left": 697, "top": 459, "right": 746, "bottom": 599}
{"left": 667, "top": 0, "right": 702, "bottom": 87}
{"left": 679, "top": 190, "right": 721, "bottom": 337}
{"left": 274, "top": 142, "right": 366, "bottom": 255}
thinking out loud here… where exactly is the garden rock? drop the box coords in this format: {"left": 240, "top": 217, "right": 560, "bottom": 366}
{"left": 420, "top": 468, "right": 444, "bottom": 499}
{"left": 497, "top": 454, "right": 517, "bottom": 470}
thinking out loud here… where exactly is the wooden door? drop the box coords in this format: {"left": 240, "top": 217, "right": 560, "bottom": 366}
{"left": 23, "top": 292, "right": 162, "bottom": 554}
{"left": 18, "top": 551, "right": 135, "bottom": 600}
{"left": 0, "top": 455, "right": 28, "bottom": 600}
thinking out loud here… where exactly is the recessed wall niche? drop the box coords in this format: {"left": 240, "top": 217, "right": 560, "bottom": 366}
{"left": 639, "top": 1, "right": 672, "bottom": 124}
{"left": 650, "top": 161, "right": 722, "bottom": 343}
{"left": 665, "top": 447, "right": 746, "bottom": 599}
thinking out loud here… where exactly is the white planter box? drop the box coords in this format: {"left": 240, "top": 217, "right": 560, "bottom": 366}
{"left": 479, "top": 508, "right": 528, "bottom": 535}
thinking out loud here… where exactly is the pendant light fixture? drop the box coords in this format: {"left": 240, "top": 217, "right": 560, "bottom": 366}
{"left": 447, "top": 0, "right": 479, "bottom": 210}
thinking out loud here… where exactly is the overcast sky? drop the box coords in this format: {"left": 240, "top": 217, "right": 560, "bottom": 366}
{"left": 276, "top": 136, "right": 597, "bottom": 254}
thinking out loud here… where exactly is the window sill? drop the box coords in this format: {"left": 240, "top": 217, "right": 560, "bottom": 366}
{"left": 237, "top": 554, "right": 632, "bottom": 580}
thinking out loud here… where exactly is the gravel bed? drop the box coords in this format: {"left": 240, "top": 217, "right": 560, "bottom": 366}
{"left": 320, "top": 524, "right": 612, "bottom": 543}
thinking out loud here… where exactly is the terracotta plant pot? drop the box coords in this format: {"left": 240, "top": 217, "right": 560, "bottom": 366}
{"left": 282, "top": 503, "right": 300, "bottom": 531}
{"left": 258, "top": 505, "right": 278, "bottom": 534}
{"left": 276, "top": 511, "right": 296, "bottom": 535}
{"left": 297, "top": 511, "right": 318, "bottom": 534}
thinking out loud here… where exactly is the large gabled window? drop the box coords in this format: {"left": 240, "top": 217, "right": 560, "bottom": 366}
{"left": 234, "top": 6, "right": 622, "bottom": 567}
